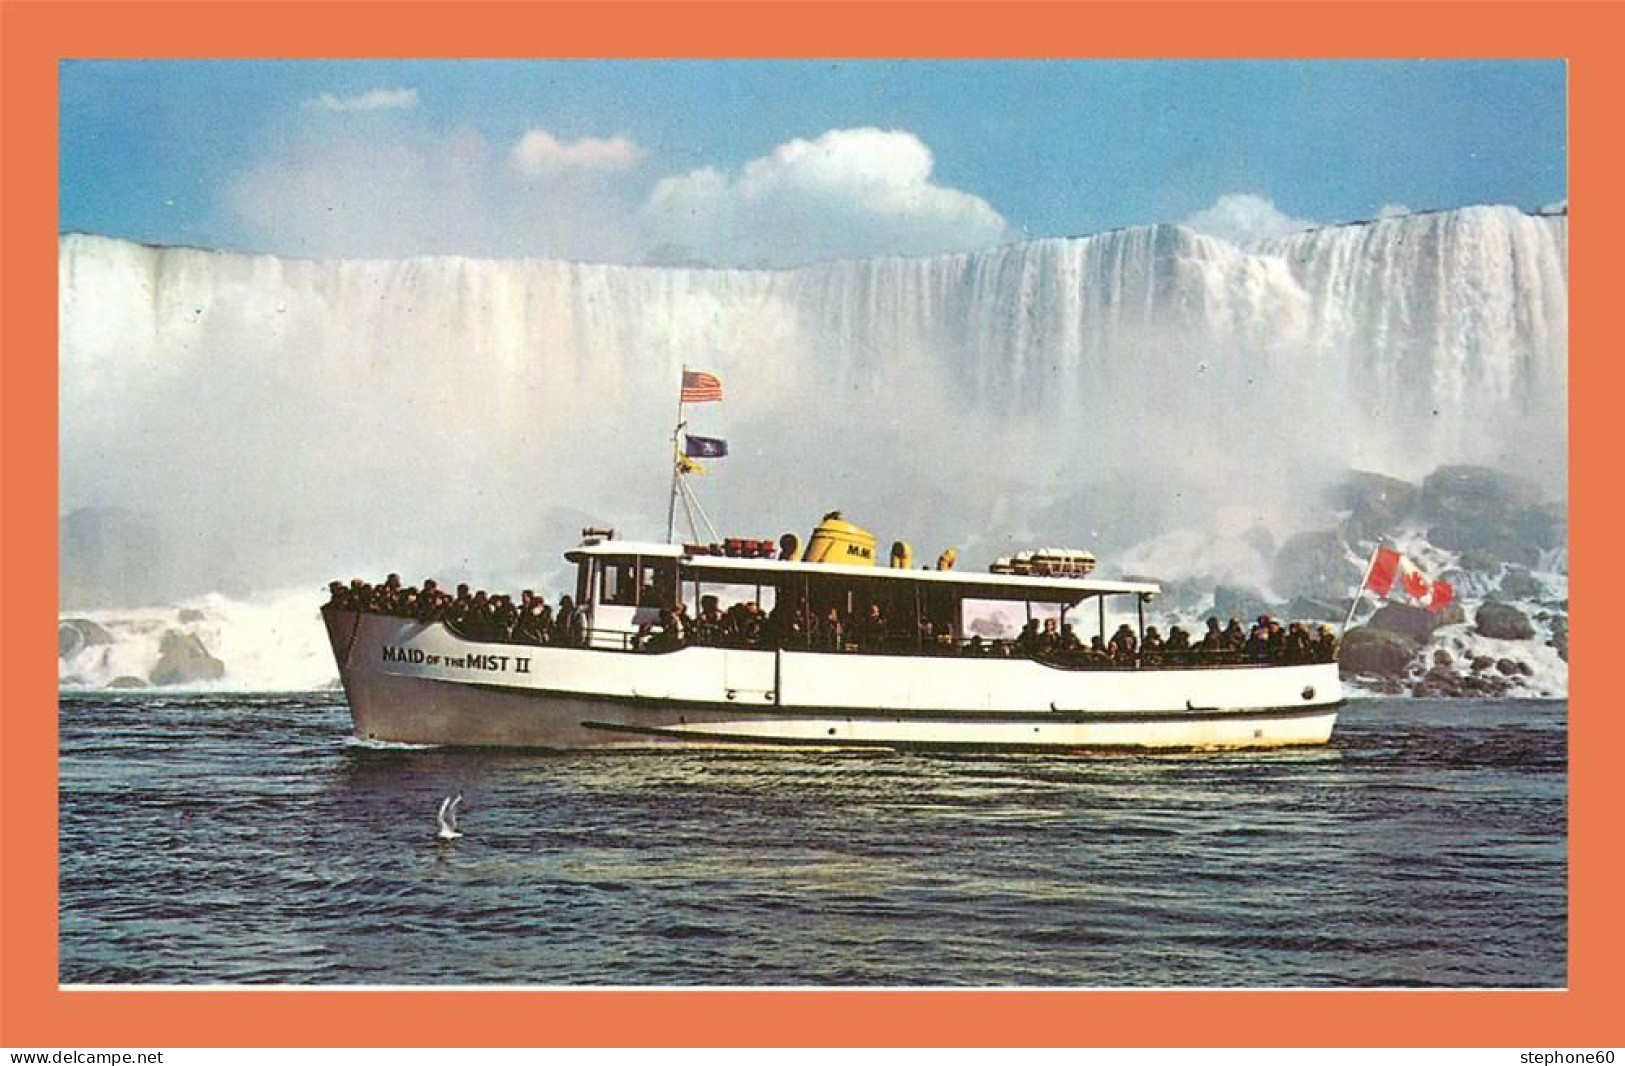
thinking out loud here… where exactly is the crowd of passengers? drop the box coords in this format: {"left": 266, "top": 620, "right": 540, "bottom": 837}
{"left": 642, "top": 602, "right": 1340, "bottom": 665}
{"left": 325, "top": 574, "right": 590, "bottom": 645}
{"left": 1069, "top": 614, "right": 1340, "bottom": 666}
{"left": 326, "top": 576, "right": 1339, "bottom": 665}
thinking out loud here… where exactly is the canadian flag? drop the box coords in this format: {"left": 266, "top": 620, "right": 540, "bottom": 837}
{"left": 1366, "top": 546, "right": 1455, "bottom": 613}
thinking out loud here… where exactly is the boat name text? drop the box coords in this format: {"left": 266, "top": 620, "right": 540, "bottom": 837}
{"left": 382, "top": 644, "right": 531, "bottom": 673}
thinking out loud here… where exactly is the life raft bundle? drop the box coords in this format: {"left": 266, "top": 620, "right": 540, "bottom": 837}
{"left": 990, "top": 548, "right": 1097, "bottom": 578}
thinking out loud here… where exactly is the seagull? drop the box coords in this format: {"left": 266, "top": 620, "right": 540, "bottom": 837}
{"left": 436, "top": 793, "right": 463, "bottom": 841}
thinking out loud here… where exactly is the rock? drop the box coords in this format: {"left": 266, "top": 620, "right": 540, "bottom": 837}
{"left": 1272, "top": 529, "right": 1354, "bottom": 602}
{"left": 1331, "top": 471, "right": 1419, "bottom": 541}
{"left": 1546, "top": 614, "right": 1569, "bottom": 661}
{"left": 1471, "top": 655, "right": 1496, "bottom": 672}
{"left": 1411, "top": 665, "right": 1460, "bottom": 697}
{"left": 1421, "top": 465, "right": 1546, "bottom": 568}
{"left": 1421, "top": 464, "right": 1539, "bottom": 522}
{"left": 58, "top": 618, "right": 113, "bottom": 658}
{"left": 1430, "top": 520, "right": 1540, "bottom": 568}
{"left": 1415, "top": 664, "right": 1515, "bottom": 698}
{"left": 1213, "top": 585, "right": 1271, "bottom": 624}
{"left": 1497, "top": 566, "right": 1542, "bottom": 600}
{"left": 1340, "top": 626, "right": 1421, "bottom": 679}
{"left": 1511, "top": 502, "right": 1567, "bottom": 552}
{"left": 1156, "top": 577, "right": 1208, "bottom": 610}
{"left": 1436, "top": 602, "right": 1467, "bottom": 627}
{"left": 150, "top": 630, "right": 226, "bottom": 686}
{"left": 1495, "top": 658, "right": 1523, "bottom": 676}
{"left": 1368, "top": 603, "right": 1448, "bottom": 641}
{"left": 178, "top": 608, "right": 207, "bottom": 623}
{"left": 107, "top": 676, "right": 148, "bottom": 689}
{"left": 63, "top": 618, "right": 114, "bottom": 644}
{"left": 1242, "top": 526, "right": 1277, "bottom": 562}
{"left": 1433, "top": 649, "right": 1454, "bottom": 668}
{"left": 1287, "top": 596, "right": 1347, "bottom": 622}
{"left": 1457, "top": 547, "right": 1511, "bottom": 573}
{"left": 1475, "top": 601, "right": 1535, "bottom": 641}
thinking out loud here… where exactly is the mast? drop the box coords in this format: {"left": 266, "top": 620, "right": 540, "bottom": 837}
{"left": 665, "top": 366, "right": 724, "bottom": 544}
{"left": 665, "top": 364, "right": 686, "bottom": 543}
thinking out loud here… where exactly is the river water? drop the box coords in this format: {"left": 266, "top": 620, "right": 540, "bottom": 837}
{"left": 58, "top": 692, "right": 1566, "bottom": 987}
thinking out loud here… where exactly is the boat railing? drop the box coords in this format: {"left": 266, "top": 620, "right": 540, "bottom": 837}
{"left": 645, "top": 631, "right": 1336, "bottom": 668}
{"left": 382, "top": 608, "right": 1335, "bottom": 667}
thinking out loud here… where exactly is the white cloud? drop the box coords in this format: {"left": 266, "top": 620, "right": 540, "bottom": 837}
{"left": 225, "top": 124, "right": 1005, "bottom": 266}
{"left": 1376, "top": 203, "right": 1414, "bottom": 219}
{"left": 509, "top": 130, "right": 645, "bottom": 177}
{"left": 307, "top": 88, "right": 419, "bottom": 113}
{"left": 642, "top": 128, "right": 1010, "bottom": 266}
{"left": 1180, "top": 193, "right": 1318, "bottom": 247}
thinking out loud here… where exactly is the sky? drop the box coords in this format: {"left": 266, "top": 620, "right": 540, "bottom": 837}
{"left": 59, "top": 59, "right": 1567, "bottom": 267}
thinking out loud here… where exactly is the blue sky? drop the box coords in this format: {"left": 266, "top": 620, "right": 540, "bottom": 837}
{"left": 60, "top": 59, "right": 1566, "bottom": 265}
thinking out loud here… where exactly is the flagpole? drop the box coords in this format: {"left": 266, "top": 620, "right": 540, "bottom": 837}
{"left": 1340, "top": 542, "right": 1383, "bottom": 639}
{"left": 666, "top": 364, "right": 687, "bottom": 543}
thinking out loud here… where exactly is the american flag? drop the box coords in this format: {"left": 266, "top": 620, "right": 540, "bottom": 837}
{"left": 680, "top": 369, "right": 723, "bottom": 403}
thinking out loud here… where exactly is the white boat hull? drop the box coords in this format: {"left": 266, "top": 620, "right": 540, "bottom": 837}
{"left": 325, "top": 608, "right": 1341, "bottom": 751}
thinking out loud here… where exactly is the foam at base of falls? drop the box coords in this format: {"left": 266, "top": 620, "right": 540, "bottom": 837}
{"left": 59, "top": 588, "right": 337, "bottom": 691}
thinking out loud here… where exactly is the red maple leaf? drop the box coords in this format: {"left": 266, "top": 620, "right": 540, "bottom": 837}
{"left": 1402, "top": 568, "right": 1430, "bottom": 600}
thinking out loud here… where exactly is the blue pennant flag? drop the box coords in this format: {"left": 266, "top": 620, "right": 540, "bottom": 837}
{"left": 684, "top": 434, "right": 728, "bottom": 459}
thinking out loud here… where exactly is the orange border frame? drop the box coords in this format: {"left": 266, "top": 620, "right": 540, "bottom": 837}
{"left": 3, "top": 0, "right": 1618, "bottom": 1048}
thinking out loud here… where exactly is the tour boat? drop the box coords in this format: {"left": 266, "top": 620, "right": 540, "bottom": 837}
{"left": 322, "top": 513, "right": 1342, "bottom": 751}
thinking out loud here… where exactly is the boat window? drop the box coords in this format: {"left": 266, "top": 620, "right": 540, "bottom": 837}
{"left": 921, "top": 586, "right": 960, "bottom": 642}
{"left": 638, "top": 558, "right": 679, "bottom": 608}
{"left": 600, "top": 560, "right": 639, "bottom": 606}
{"left": 691, "top": 580, "right": 777, "bottom": 615}
{"left": 576, "top": 559, "right": 592, "bottom": 606}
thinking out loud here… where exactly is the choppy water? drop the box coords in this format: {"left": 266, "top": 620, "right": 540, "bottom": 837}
{"left": 58, "top": 693, "right": 1566, "bottom": 987}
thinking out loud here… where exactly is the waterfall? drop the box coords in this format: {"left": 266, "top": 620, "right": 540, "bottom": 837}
{"left": 59, "top": 204, "right": 1567, "bottom": 608}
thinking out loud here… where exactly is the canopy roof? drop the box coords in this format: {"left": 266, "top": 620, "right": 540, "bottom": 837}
{"left": 565, "top": 539, "right": 1159, "bottom": 604}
